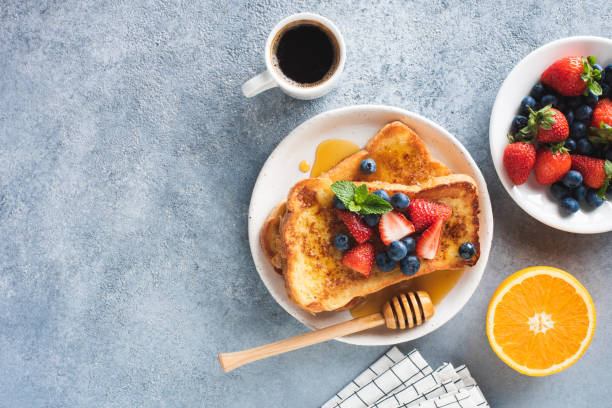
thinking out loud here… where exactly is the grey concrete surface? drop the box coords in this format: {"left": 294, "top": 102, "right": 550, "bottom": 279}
{"left": 1, "top": 1, "right": 611, "bottom": 407}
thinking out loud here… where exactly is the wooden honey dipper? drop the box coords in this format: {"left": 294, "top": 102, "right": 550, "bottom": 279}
{"left": 218, "top": 291, "right": 434, "bottom": 372}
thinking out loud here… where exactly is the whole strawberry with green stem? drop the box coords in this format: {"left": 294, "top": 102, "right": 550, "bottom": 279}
{"left": 541, "top": 56, "right": 602, "bottom": 97}
{"left": 534, "top": 143, "right": 571, "bottom": 185}
{"left": 503, "top": 141, "right": 536, "bottom": 185}
{"left": 518, "top": 105, "right": 569, "bottom": 143}
{"left": 571, "top": 155, "right": 612, "bottom": 197}
{"left": 589, "top": 98, "right": 612, "bottom": 146}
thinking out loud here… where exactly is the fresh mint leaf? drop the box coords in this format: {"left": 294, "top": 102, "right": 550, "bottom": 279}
{"left": 360, "top": 194, "right": 393, "bottom": 214}
{"left": 588, "top": 55, "right": 597, "bottom": 65}
{"left": 330, "top": 181, "right": 355, "bottom": 206}
{"left": 331, "top": 180, "right": 393, "bottom": 215}
{"left": 347, "top": 201, "right": 361, "bottom": 212}
{"left": 353, "top": 184, "right": 369, "bottom": 204}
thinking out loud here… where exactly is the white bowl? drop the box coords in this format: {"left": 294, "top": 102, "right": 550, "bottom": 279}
{"left": 489, "top": 36, "right": 612, "bottom": 234}
{"left": 249, "top": 105, "right": 493, "bottom": 345}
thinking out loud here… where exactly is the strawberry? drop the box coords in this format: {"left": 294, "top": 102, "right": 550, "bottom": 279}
{"left": 590, "top": 99, "right": 612, "bottom": 145}
{"left": 379, "top": 211, "right": 415, "bottom": 246}
{"left": 541, "top": 56, "right": 602, "bottom": 97}
{"left": 503, "top": 142, "right": 536, "bottom": 185}
{"left": 336, "top": 209, "right": 373, "bottom": 244}
{"left": 408, "top": 199, "right": 452, "bottom": 233}
{"left": 518, "top": 106, "right": 569, "bottom": 143}
{"left": 342, "top": 243, "right": 375, "bottom": 277}
{"left": 591, "top": 98, "right": 612, "bottom": 128}
{"left": 534, "top": 146, "right": 571, "bottom": 185}
{"left": 571, "top": 155, "right": 612, "bottom": 193}
{"left": 415, "top": 218, "right": 444, "bottom": 260}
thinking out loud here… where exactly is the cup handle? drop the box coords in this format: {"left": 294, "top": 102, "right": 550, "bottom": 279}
{"left": 242, "top": 70, "right": 277, "bottom": 98}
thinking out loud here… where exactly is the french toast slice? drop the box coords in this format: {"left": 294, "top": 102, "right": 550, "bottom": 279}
{"left": 261, "top": 121, "right": 452, "bottom": 271}
{"left": 321, "top": 121, "right": 452, "bottom": 184}
{"left": 281, "top": 176, "right": 480, "bottom": 312}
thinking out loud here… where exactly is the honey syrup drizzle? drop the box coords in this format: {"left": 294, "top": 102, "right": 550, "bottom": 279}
{"left": 310, "top": 139, "right": 360, "bottom": 177}
{"left": 350, "top": 269, "right": 465, "bottom": 318}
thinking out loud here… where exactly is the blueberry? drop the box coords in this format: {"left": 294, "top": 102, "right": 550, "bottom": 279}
{"left": 520, "top": 96, "right": 536, "bottom": 115}
{"left": 375, "top": 252, "right": 397, "bottom": 272}
{"left": 364, "top": 214, "right": 381, "bottom": 227}
{"left": 565, "top": 110, "right": 574, "bottom": 126}
{"left": 593, "top": 63, "right": 604, "bottom": 81}
{"left": 400, "top": 255, "right": 420, "bottom": 276}
{"left": 567, "top": 96, "right": 583, "bottom": 108}
{"left": 387, "top": 240, "right": 408, "bottom": 261}
{"left": 564, "top": 138, "right": 576, "bottom": 152}
{"left": 591, "top": 146, "right": 604, "bottom": 159}
{"left": 570, "top": 122, "right": 588, "bottom": 139}
{"left": 602, "top": 83, "right": 610, "bottom": 99}
{"left": 575, "top": 105, "right": 593, "bottom": 122}
{"left": 593, "top": 63, "right": 603, "bottom": 74}
{"left": 540, "top": 94, "right": 558, "bottom": 107}
{"left": 458, "top": 242, "right": 476, "bottom": 260}
{"left": 333, "top": 195, "right": 346, "bottom": 210}
{"left": 605, "top": 64, "right": 612, "bottom": 85}
{"left": 360, "top": 158, "right": 376, "bottom": 174}
{"left": 585, "top": 90, "right": 598, "bottom": 107}
{"left": 373, "top": 189, "right": 390, "bottom": 202}
{"left": 586, "top": 189, "right": 604, "bottom": 208}
{"left": 550, "top": 182, "right": 569, "bottom": 200}
{"left": 511, "top": 115, "right": 528, "bottom": 133}
{"left": 560, "top": 197, "right": 580, "bottom": 213}
{"left": 562, "top": 170, "right": 583, "bottom": 188}
{"left": 333, "top": 233, "right": 350, "bottom": 250}
{"left": 576, "top": 138, "right": 593, "bottom": 156}
{"left": 401, "top": 236, "right": 416, "bottom": 253}
{"left": 606, "top": 149, "right": 612, "bottom": 162}
{"left": 573, "top": 185, "right": 588, "bottom": 202}
{"left": 530, "top": 83, "right": 544, "bottom": 100}
{"left": 391, "top": 193, "right": 410, "bottom": 209}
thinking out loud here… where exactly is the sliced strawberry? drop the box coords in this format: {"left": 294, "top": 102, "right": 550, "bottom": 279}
{"left": 342, "top": 243, "right": 375, "bottom": 277}
{"left": 416, "top": 218, "right": 444, "bottom": 260}
{"left": 336, "top": 209, "right": 373, "bottom": 244}
{"left": 408, "top": 199, "right": 452, "bottom": 233}
{"left": 379, "top": 211, "right": 415, "bottom": 246}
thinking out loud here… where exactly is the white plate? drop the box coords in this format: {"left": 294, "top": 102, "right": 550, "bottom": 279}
{"left": 248, "top": 105, "right": 493, "bottom": 345}
{"left": 489, "top": 36, "right": 612, "bottom": 234}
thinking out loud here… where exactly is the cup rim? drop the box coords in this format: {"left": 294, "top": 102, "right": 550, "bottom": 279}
{"left": 264, "top": 12, "right": 346, "bottom": 97}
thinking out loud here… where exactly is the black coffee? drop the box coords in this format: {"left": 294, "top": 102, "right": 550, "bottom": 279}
{"left": 273, "top": 22, "right": 338, "bottom": 86}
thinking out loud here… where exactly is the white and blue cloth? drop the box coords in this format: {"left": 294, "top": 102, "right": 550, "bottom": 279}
{"left": 322, "top": 348, "right": 488, "bottom": 408}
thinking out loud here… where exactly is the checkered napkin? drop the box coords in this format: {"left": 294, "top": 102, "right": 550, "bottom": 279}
{"left": 322, "top": 349, "right": 488, "bottom": 408}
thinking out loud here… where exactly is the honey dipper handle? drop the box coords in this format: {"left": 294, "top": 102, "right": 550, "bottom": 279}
{"left": 218, "top": 313, "right": 385, "bottom": 372}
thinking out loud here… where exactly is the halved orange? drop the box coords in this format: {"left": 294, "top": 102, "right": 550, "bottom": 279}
{"left": 486, "top": 266, "right": 595, "bottom": 376}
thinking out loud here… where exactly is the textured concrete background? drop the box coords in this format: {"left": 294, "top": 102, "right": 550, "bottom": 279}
{"left": 1, "top": 1, "right": 611, "bottom": 407}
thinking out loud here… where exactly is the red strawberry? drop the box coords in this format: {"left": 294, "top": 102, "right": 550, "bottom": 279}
{"left": 534, "top": 146, "right": 571, "bottom": 185}
{"left": 503, "top": 142, "right": 536, "bottom": 185}
{"left": 591, "top": 98, "right": 612, "bottom": 128}
{"left": 416, "top": 218, "right": 444, "bottom": 260}
{"left": 379, "top": 211, "right": 415, "bottom": 246}
{"left": 342, "top": 243, "right": 375, "bottom": 277}
{"left": 408, "top": 199, "right": 452, "bottom": 233}
{"left": 336, "top": 209, "right": 373, "bottom": 244}
{"left": 541, "top": 56, "right": 599, "bottom": 96}
{"left": 571, "top": 155, "right": 612, "bottom": 189}
{"left": 535, "top": 108, "right": 569, "bottom": 143}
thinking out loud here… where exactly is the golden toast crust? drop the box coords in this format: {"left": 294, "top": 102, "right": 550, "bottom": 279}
{"left": 281, "top": 176, "right": 480, "bottom": 312}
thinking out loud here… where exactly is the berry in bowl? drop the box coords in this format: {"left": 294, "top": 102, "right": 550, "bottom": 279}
{"left": 490, "top": 37, "right": 612, "bottom": 233}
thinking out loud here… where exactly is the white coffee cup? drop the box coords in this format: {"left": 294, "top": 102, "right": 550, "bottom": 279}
{"left": 242, "top": 13, "right": 346, "bottom": 100}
